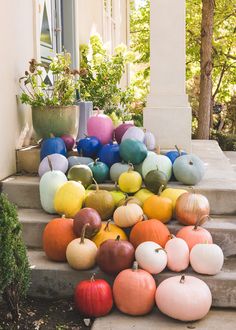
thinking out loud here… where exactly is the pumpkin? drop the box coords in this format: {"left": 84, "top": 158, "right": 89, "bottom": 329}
{"left": 40, "top": 137, "right": 67, "bottom": 161}
{"left": 110, "top": 162, "right": 130, "bottom": 182}
{"left": 165, "top": 235, "right": 190, "bottom": 272}
{"left": 92, "top": 220, "right": 128, "bottom": 247}
{"left": 135, "top": 241, "right": 167, "bottom": 274}
{"left": 119, "top": 138, "right": 147, "bottom": 165}
{"left": 61, "top": 134, "right": 75, "bottom": 151}
{"left": 68, "top": 155, "right": 93, "bottom": 168}
{"left": 98, "top": 141, "right": 121, "bottom": 168}
{"left": 143, "top": 187, "right": 173, "bottom": 223}
{"left": 96, "top": 235, "right": 135, "bottom": 275}
{"left": 66, "top": 224, "right": 97, "bottom": 270}
{"left": 121, "top": 126, "right": 145, "bottom": 142}
{"left": 74, "top": 274, "right": 113, "bottom": 317}
{"left": 176, "top": 216, "right": 213, "bottom": 251}
{"left": 43, "top": 216, "right": 76, "bottom": 261}
{"left": 134, "top": 188, "right": 154, "bottom": 206}
{"left": 130, "top": 219, "right": 170, "bottom": 248}
{"left": 54, "top": 181, "right": 85, "bottom": 217}
{"left": 67, "top": 164, "right": 93, "bottom": 188}
{"left": 155, "top": 275, "right": 212, "bottom": 321}
{"left": 39, "top": 157, "right": 67, "bottom": 214}
{"left": 190, "top": 243, "right": 224, "bottom": 275}
{"left": 143, "top": 130, "right": 156, "bottom": 150}
{"left": 173, "top": 154, "right": 205, "bottom": 185}
{"left": 175, "top": 192, "right": 210, "bottom": 225}
{"left": 118, "top": 164, "right": 142, "bottom": 193}
{"left": 110, "top": 187, "right": 126, "bottom": 206}
{"left": 76, "top": 135, "right": 102, "bottom": 158}
{"left": 144, "top": 167, "right": 168, "bottom": 193}
{"left": 84, "top": 181, "right": 115, "bottom": 220}
{"left": 113, "top": 199, "right": 143, "bottom": 228}
{"left": 88, "top": 159, "right": 109, "bottom": 183}
{"left": 113, "top": 262, "right": 156, "bottom": 315}
{"left": 38, "top": 153, "right": 68, "bottom": 177}
{"left": 117, "top": 196, "right": 142, "bottom": 208}
{"left": 73, "top": 207, "right": 102, "bottom": 238}
{"left": 114, "top": 122, "right": 134, "bottom": 144}
{"left": 140, "top": 151, "right": 172, "bottom": 181}
{"left": 165, "top": 145, "right": 187, "bottom": 164}
{"left": 160, "top": 187, "right": 187, "bottom": 211}
{"left": 87, "top": 109, "right": 114, "bottom": 145}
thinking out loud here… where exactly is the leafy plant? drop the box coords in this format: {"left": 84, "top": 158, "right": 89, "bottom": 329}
{"left": 19, "top": 52, "right": 79, "bottom": 107}
{"left": 0, "top": 193, "right": 30, "bottom": 320}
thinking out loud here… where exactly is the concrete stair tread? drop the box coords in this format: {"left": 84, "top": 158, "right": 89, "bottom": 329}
{"left": 18, "top": 208, "right": 54, "bottom": 223}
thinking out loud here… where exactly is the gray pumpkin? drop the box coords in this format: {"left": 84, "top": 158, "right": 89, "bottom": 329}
{"left": 173, "top": 154, "right": 205, "bottom": 185}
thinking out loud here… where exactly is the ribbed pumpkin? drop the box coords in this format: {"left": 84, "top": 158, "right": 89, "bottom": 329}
{"left": 130, "top": 219, "right": 170, "bottom": 248}
{"left": 92, "top": 220, "right": 128, "bottom": 247}
{"left": 113, "top": 199, "right": 143, "bottom": 228}
{"left": 43, "top": 216, "right": 76, "bottom": 262}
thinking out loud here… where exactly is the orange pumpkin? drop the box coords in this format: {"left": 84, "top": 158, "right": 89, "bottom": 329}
{"left": 43, "top": 216, "right": 76, "bottom": 261}
{"left": 143, "top": 194, "right": 172, "bottom": 223}
{"left": 129, "top": 219, "right": 170, "bottom": 248}
{"left": 113, "top": 262, "right": 156, "bottom": 315}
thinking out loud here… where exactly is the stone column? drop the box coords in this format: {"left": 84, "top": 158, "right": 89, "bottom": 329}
{"left": 143, "top": 0, "right": 192, "bottom": 151}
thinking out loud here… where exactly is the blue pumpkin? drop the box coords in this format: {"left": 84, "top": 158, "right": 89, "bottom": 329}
{"left": 98, "top": 142, "right": 121, "bottom": 168}
{"left": 76, "top": 136, "right": 102, "bottom": 158}
{"left": 88, "top": 159, "right": 109, "bottom": 183}
{"left": 40, "top": 137, "right": 67, "bottom": 161}
{"left": 166, "top": 145, "right": 187, "bottom": 164}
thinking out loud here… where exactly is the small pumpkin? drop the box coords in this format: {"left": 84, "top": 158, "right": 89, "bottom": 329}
{"left": 117, "top": 196, "right": 142, "bottom": 207}
{"left": 165, "top": 235, "right": 190, "bottom": 272}
{"left": 61, "top": 134, "right": 75, "bottom": 151}
{"left": 38, "top": 153, "right": 68, "bottom": 177}
{"left": 119, "top": 138, "right": 147, "bottom": 165}
{"left": 134, "top": 188, "right": 154, "bottom": 206}
{"left": 73, "top": 207, "right": 102, "bottom": 238}
{"left": 118, "top": 164, "right": 142, "bottom": 194}
{"left": 144, "top": 167, "right": 168, "bottom": 193}
{"left": 68, "top": 155, "right": 94, "bottom": 168}
{"left": 113, "top": 262, "right": 156, "bottom": 316}
{"left": 173, "top": 154, "right": 205, "bottom": 185}
{"left": 110, "top": 162, "right": 130, "bottom": 182}
{"left": 140, "top": 151, "right": 172, "bottom": 181}
{"left": 113, "top": 199, "right": 143, "bottom": 228}
{"left": 121, "top": 126, "right": 145, "bottom": 142}
{"left": 76, "top": 135, "right": 102, "bottom": 158}
{"left": 67, "top": 164, "right": 93, "bottom": 188}
{"left": 88, "top": 159, "right": 109, "bottom": 183}
{"left": 92, "top": 220, "right": 128, "bottom": 247}
{"left": 110, "top": 185, "right": 126, "bottom": 206}
{"left": 160, "top": 187, "right": 187, "bottom": 211}
{"left": 98, "top": 141, "right": 121, "bottom": 168}
{"left": 165, "top": 145, "right": 187, "bottom": 164}
{"left": 40, "top": 136, "right": 67, "bottom": 160}
{"left": 114, "top": 122, "right": 134, "bottom": 144}
{"left": 143, "top": 130, "right": 156, "bottom": 150}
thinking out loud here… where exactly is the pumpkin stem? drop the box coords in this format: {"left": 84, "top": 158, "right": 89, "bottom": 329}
{"left": 180, "top": 274, "right": 185, "bottom": 284}
{"left": 156, "top": 145, "right": 161, "bottom": 155}
{"left": 90, "top": 273, "right": 96, "bottom": 282}
{"left": 157, "top": 184, "right": 165, "bottom": 196}
{"left": 49, "top": 133, "right": 55, "bottom": 138}
{"left": 94, "top": 106, "right": 100, "bottom": 114}
{"left": 94, "top": 158, "right": 99, "bottom": 165}
{"left": 104, "top": 220, "right": 112, "bottom": 232}
{"left": 47, "top": 156, "right": 53, "bottom": 171}
{"left": 142, "top": 214, "right": 148, "bottom": 221}
{"left": 194, "top": 215, "right": 210, "bottom": 230}
{"left": 61, "top": 214, "right": 66, "bottom": 219}
{"left": 92, "top": 178, "right": 99, "bottom": 191}
{"left": 124, "top": 197, "right": 135, "bottom": 206}
{"left": 132, "top": 261, "right": 139, "bottom": 271}
{"left": 128, "top": 163, "right": 134, "bottom": 172}
{"left": 175, "top": 145, "right": 181, "bottom": 156}
{"left": 80, "top": 223, "right": 89, "bottom": 244}
{"left": 83, "top": 133, "right": 88, "bottom": 138}
{"left": 143, "top": 128, "right": 147, "bottom": 133}
{"left": 189, "top": 160, "right": 194, "bottom": 165}
{"left": 116, "top": 235, "right": 121, "bottom": 241}
{"left": 155, "top": 248, "right": 167, "bottom": 254}
{"left": 168, "top": 234, "right": 175, "bottom": 240}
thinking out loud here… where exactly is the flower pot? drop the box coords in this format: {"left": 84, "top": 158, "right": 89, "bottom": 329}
{"left": 32, "top": 105, "right": 79, "bottom": 139}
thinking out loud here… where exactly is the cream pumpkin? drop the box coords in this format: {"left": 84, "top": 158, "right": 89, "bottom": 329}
{"left": 165, "top": 235, "right": 190, "bottom": 272}
{"left": 113, "top": 202, "right": 143, "bottom": 228}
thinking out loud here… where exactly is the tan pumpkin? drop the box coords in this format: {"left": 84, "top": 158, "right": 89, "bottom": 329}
{"left": 113, "top": 199, "right": 143, "bottom": 228}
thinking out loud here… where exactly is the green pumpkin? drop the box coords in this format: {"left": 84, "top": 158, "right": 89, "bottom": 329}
{"left": 119, "top": 138, "right": 147, "bottom": 165}
{"left": 67, "top": 164, "right": 93, "bottom": 188}
{"left": 144, "top": 168, "right": 168, "bottom": 193}
{"left": 88, "top": 159, "right": 109, "bottom": 183}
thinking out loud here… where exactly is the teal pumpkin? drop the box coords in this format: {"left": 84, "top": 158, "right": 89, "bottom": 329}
{"left": 119, "top": 139, "right": 147, "bottom": 165}
{"left": 110, "top": 162, "right": 130, "bottom": 182}
{"left": 140, "top": 152, "right": 172, "bottom": 181}
{"left": 173, "top": 154, "right": 205, "bottom": 185}
{"left": 88, "top": 159, "right": 109, "bottom": 183}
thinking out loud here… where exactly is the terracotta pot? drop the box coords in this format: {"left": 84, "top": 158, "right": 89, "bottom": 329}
{"left": 32, "top": 105, "right": 79, "bottom": 139}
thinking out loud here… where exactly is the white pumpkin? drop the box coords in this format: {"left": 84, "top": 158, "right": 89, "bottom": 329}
{"left": 144, "top": 130, "right": 156, "bottom": 150}
{"left": 38, "top": 154, "right": 68, "bottom": 177}
{"left": 110, "top": 162, "right": 130, "bottom": 182}
{"left": 135, "top": 241, "right": 167, "bottom": 274}
{"left": 165, "top": 236, "right": 190, "bottom": 272}
{"left": 121, "top": 126, "right": 145, "bottom": 142}
{"left": 190, "top": 243, "right": 224, "bottom": 275}
{"left": 113, "top": 203, "right": 143, "bottom": 228}
{"left": 140, "top": 151, "right": 172, "bottom": 181}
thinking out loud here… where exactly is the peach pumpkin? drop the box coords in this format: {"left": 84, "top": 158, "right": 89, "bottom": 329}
{"left": 113, "top": 262, "right": 156, "bottom": 315}
{"left": 165, "top": 235, "right": 190, "bottom": 272}
{"left": 43, "top": 216, "right": 76, "bottom": 261}
{"left": 113, "top": 202, "right": 143, "bottom": 228}
{"left": 155, "top": 275, "right": 212, "bottom": 321}
{"left": 130, "top": 219, "right": 170, "bottom": 249}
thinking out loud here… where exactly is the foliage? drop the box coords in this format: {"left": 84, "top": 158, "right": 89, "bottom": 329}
{"left": 19, "top": 52, "right": 79, "bottom": 107}
{"left": 210, "top": 130, "right": 236, "bottom": 151}
{"left": 0, "top": 193, "right": 30, "bottom": 319}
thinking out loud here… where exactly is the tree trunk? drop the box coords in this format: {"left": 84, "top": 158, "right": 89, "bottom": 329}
{"left": 197, "top": 0, "right": 215, "bottom": 139}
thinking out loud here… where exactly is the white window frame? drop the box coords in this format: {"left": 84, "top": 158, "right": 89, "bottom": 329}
{"left": 102, "top": 0, "right": 121, "bottom": 52}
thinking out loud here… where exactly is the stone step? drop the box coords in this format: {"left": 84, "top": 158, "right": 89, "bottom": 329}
{"left": 28, "top": 249, "right": 236, "bottom": 308}
{"left": 20, "top": 208, "right": 236, "bottom": 257}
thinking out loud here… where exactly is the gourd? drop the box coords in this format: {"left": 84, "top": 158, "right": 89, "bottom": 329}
{"left": 54, "top": 180, "right": 85, "bottom": 217}
{"left": 190, "top": 243, "right": 224, "bottom": 275}
{"left": 66, "top": 224, "right": 98, "bottom": 270}
{"left": 87, "top": 109, "right": 114, "bottom": 145}
{"left": 118, "top": 164, "right": 142, "bottom": 194}
{"left": 38, "top": 153, "right": 68, "bottom": 177}
{"left": 134, "top": 188, "right": 154, "bottom": 205}
{"left": 165, "top": 235, "right": 190, "bottom": 272}
{"left": 113, "top": 262, "right": 156, "bottom": 316}
{"left": 155, "top": 275, "right": 212, "bottom": 321}
{"left": 88, "top": 159, "right": 109, "bottom": 183}
{"left": 39, "top": 157, "right": 67, "bottom": 214}
{"left": 135, "top": 241, "right": 167, "bottom": 274}
{"left": 121, "top": 126, "right": 145, "bottom": 142}
{"left": 114, "top": 122, "right": 133, "bottom": 144}
{"left": 160, "top": 187, "right": 187, "bottom": 211}
{"left": 144, "top": 167, "right": 168, "bottom": 193}
{"left": 74, "top": 274, "right": 113, "bottom": 317}
{"left": 165, "top": 145, "right": 187, "bottom": 164}
{"left": 110, "top": 162, "right": 130, "bottom": 182}
{"left": 173, "top": 154, "right": 205, "bottom": 185}
{"left": 73, "top": 207, "right": 102, "bottom": 238}
{"left": 113, "top": 199, "right": 143, "bottom": 228}
{"left": 40, "top": 136, "right": 67, "bottom": 160}
{"left": 143, "top": 130, "right": 156, "bottom": 150}
{"left": 43, "top": 216, "right": 76, "bottom": 261}
{"left": 67, "top": 164, "right": 93, "bottom": 188}
{"left": 119, "top": 138, "right": 147, "bottom": 165}
{"left": 68, "top": 155, "right": 93, "bottom": 168}
{"left": 130, "top": 219, "right": 170, "bottom": 248}
{"left": 140, "top": 151, "right": 172, "bottom": 181}
{"left": 61, "top": 134, "right": 75, "bottom": 151}
{"left": 110, "top": 185, "right": 126, "bottom": 206}
{"left": 98, "top": 141, "right": 121, "bottom": 168}
{"left": 92, "top": 220, "right": 128, "bottom": 247}
{"left": 76, "top": 135, "right": 102, "bottom": 158}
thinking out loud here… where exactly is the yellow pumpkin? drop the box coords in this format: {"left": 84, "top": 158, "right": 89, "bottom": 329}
{"left": 160, "top": 188, "right": 187, "bottom": 210}
{"left": 92, "top": 221, "right": 128, "bottom": 247}
{"left": 143, "top": 195, "right": 173, "bottom": 224}
{"left": 134, "top": 188, "right": 154, "bottom": 206}
{"left": 113, "top": 203, "right": 143, "bottom": 228}
{"left": 118, "top": 165, "right": 142, "bottom": 194}
{"left": 54, "top": 181, "right": 85, "bottom": 217}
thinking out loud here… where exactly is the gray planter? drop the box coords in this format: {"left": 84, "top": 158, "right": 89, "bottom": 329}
{"left": 77, "top": 101, "right": 93, "bottom": 140}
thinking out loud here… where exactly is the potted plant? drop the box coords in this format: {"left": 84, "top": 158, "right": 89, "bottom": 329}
{"left": 19, "top": 52, "right": 80, "bottom": 139}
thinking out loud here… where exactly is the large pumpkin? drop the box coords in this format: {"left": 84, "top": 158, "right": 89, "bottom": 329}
{"left": 113, "top": 262, "right": 156, "bottom": 315}
{"left": 155, "top": 275, "right": 212, "bottom": 321}
{"left": 92, "top": 220, "right": 128, "bottom": 247}
{"left": 43, "top": 216, "right": 76, "bottom": 261}
{"left": 119, "top": 138, "right": 147, "bottom": 165}
{"left": 173, "top": 154, "right": 205, "bottom": 185}
{"left": 87, "top": 109, "right": 114, "bottom": 145}
{"left": 130, "top": 219, "right": 170, "bottom": 248}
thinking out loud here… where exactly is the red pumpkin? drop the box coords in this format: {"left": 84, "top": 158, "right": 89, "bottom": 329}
{"left": 74, "top": 274, "right": 113, "bottom": 317}
{"left": 129, "top": 219, "right": 170, "bottom": 248}
{"left": 73, "top": 207, "right": 102, "bottom": 238}
{"left": 43, "top": 216, "right": 76, "bottom": 261}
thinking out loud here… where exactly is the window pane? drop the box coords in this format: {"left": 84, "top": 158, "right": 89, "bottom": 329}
{"left": 40, "top": 2, "right": 52, "bottom": 46}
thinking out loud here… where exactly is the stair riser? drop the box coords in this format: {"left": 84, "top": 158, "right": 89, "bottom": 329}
{"left": 2, "top": 184, "right": 41, "bottom": 209}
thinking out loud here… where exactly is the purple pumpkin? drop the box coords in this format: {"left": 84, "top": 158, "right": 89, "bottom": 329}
{"left": 38, "top": 153, "right": 69, "bottom": 177}
{"left": 87, "top": 110, "right": 114, "bottom": 145}
{"left": 61, "top": 134, "right": 75, "bottom": 151}
{"left": 114, "top": 122, "right": 134, "bottom": 144}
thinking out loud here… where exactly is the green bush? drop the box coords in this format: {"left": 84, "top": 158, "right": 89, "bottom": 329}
{"left": 210, "top": 130, "right": 236, "bottom": 151}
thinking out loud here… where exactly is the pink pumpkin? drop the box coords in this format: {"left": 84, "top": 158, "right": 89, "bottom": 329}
{"left": 155, "top": 275, "right": 212, "bottom": 321}
{"left": 87, "top": 110, "right": 114, "bottom": 145}
{"left": 176, "top": 224, "right": 213, "bottom": 251}
{"left": 165, "top": 235, "right": 189, "bottom": 272}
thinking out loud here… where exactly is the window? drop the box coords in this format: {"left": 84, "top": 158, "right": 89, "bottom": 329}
{"left": 103, "top": 0, "right": 121, "bottom": 52}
